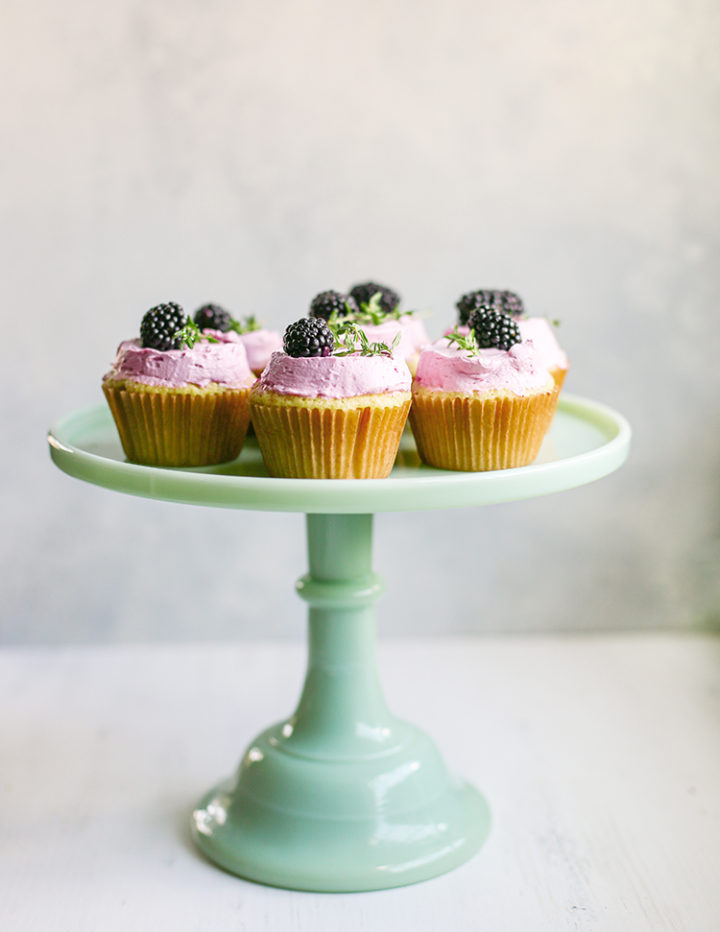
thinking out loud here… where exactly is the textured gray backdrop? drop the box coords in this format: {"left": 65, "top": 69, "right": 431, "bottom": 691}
{"left": 2, "top": 0, "right": 719, "bottom": 642}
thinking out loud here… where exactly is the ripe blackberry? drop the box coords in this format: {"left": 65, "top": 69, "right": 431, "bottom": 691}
{"left": 456, "top": 289, "right": 525, "bottom": 325}
{"left": 468, "top": 306, "right": 521, "bottom": 351}
{"left": 140, "top": 302, "right": 186, "bottom": 350}
{"left": 349, "top": 281, "right": 400, "bottom": 314}
{"left": 194, "top": 303, "right": 232, "bottom": 332}
{"left": 283, "top": 318, "right": 335, "bottom": 358}
{"left": 309, "top": 290, "right": 358, "bottom": 321}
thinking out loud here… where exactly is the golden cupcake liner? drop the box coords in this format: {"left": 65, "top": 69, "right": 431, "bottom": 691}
{"left": 103, "top": 383, "right": 251, "bottom": 467}
{"left": 550, "top": 366, "right": 568, "bottom": 391}
{"left": 250, "top": 393, "right": 411, "bottom": 479}
{"left": 409, "top": 388, "right": 558, "bottom": 471}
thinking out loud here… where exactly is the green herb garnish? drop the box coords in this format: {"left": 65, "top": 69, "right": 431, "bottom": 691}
{"left": 444, "top": 326, "right": 479, "bottom": 356}
{"left": 352, "top": 291, "right": 413, "bottom": 325}
{"left": 328, "top": 317, "right": 401, "bottom": 358}
{"left": 229, "top": 314, "right": 261, "bottom": 335}
{"left": 173, "top": 318, "right": 219, "bottom": 350}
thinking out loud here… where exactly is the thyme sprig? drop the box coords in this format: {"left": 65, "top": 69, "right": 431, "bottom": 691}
{"left": 444, "top": 326, "right": 479, "bottom": 356}
{"left": 353, "top": 291, "right": 413, "bottom": 325}
{"left": 328, "top": 316, "right": 402, "bottom": 358}
{"left": 173, "top": 318, "right": 219, "bottom": 350}
{"left": 229, "top": 314, "right": 261, "bottom": 335}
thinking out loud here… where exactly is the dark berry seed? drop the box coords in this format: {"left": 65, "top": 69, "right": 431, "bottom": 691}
{"left": 140, "top": 302, "right": 186, "bottom": 350}
{"left": 468, "top": 306, "right": 521, "bottom": 351}
{"left": 309, "top": 290, "right": 358, "bottom": 321}
{"left": 194, "top": 303, "right": 232, "bottom": 332}
{"left": 349, "top": 281, "right": 400, "bottom": 314}
{"left": 283, "top": 318, "right": 335, "bottom": 358}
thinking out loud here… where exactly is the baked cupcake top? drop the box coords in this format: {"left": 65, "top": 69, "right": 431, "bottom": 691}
{"left": 255, "top": 313, "right": 412, "bottom": 399}
{"left": 105, "top": 333, "right": 254, "bottom": 389}
{"left": 104, "top": 301, "right": 255, "bottom": 389}
{"left": 415, "top": 340, "right": 551, "bottom": 396}
{"left": 452, "top": 288, "right": 567, "bottom": 375}
{"left": 258, "top": 352, "right": 411, "bottom": 398}
{"left": 447, "top": 320, "right": 568, "bottom": 375}
{"left": 420, "top": 306, "right": 553, "bottom": 396}
{"left": 308, "top": 283, "right": 429, "bottom": 368}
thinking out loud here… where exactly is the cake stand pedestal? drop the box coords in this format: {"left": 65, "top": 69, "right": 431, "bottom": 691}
{"left": 48, "top": 394, "right": 630, "bottom": 892}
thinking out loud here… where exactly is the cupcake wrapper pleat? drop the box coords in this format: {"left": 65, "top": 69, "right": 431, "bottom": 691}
{"left": 250, "top": 398, "right": 411, "bottom": 479}
{"left": 103, "top": 384, "right": 251, "bottom": 467}
{"left": 409, "top": 390, "right": 558, "bottom": 471}
{"left": 550, "top": 367, "right": 568, "bottom": 391}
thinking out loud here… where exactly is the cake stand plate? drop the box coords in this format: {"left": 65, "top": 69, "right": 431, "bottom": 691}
{"left": 48, "top": 394, "right": 630, "bottom": 892}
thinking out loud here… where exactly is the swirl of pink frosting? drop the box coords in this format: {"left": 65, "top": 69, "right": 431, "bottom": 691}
{"left": 359, "top": 315, "right": 430, "bottom": 362}
{"left": 257, "top": 351, "right": 411, "bottom": 398}
{"left": 445, "top": 318, "right": 567, "bottom": 374}
{"left": 414, "top": 339, "right": 553, "bottom": 395}
{"left": 239, "top": 328, "right": 283, "bottom": 375}
{"left": 104, "top": 331, "right": 255, "bottom": 388}
{"left": 517, "top": 318, "right": 568, "bottom": 372}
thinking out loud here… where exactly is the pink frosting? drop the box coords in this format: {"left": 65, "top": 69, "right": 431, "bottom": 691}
{"left": 104, "top": 331, "right": 255, "bottom": 388}
{"left": 239, "top": 328, "right": 283, "bottom": 374}
{"left": 445, "top": 318, "right": 568, "bottom": 373}
{"left": 517, "top": 318, "right": 568, "bottom": 372}
{"left": 359, "top": 315, "right": 430, "bottom": 363}
{"left": 257, "top": 351, "right": 411, "bottom": 398}
{"left": 414, "top": 339, "right": 553, "bottom": 395}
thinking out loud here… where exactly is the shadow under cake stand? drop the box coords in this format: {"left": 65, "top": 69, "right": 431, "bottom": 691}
{"left": 48, "top": 393, "right": 630, "bottom": 893}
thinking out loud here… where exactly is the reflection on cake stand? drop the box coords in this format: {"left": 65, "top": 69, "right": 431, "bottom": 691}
{"left": 48, "top": 394, "right": 630, "bottom": 892}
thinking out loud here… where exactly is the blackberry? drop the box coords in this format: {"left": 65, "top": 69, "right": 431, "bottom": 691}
{"left": 283, "top": 318, "right": 335, "bottom": 358}
{"left": 456, "top": 289, "right": 525, "bottom": 325}
{"left": 349, "top": 281, "right": 400, "bottom": 314}
{"left": 468, "top": 306, "right": 521, "bottom": 351}
{"left": 140, "top": 302, "right": 186, "bottom": 350}
{"left": 194, "top": 303, "right": 232, "bottom": 332}
{"left": 309, "top": 290, "right": 358, "bottom": 321}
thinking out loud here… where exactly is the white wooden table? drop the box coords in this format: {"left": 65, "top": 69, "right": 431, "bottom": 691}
{"left": 2, "top": 634, "right": 718, "bottom": 931}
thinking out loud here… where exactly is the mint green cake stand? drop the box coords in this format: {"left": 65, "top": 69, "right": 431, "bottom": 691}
{"left": 48, "top": 394, "right": 630, "bottom": 892}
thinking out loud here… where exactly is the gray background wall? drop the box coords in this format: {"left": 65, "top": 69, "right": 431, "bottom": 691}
{"left": 2, "top": 0, "right": 719, "bottom": 643}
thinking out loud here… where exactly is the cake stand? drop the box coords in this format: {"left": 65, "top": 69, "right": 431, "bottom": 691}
{"left": 48, "top": 393, "right": 630, "bottom": 893}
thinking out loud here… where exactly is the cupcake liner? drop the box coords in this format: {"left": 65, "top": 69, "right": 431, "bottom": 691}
{"left": 103, "top": 383, "right": 251, "bottom": 467}
{"left": 551, "top": 367, "right": 568, "bottom": 391}
{"left": 250, "top": 394, "right": 411, "bottom": 479}
{"left": 409, "top": 388, "right": 558, "bottom": 471}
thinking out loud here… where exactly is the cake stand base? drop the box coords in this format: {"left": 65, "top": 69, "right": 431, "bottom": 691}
{"left": 191, "top": 513, "right": 490, "bottom": 891}
{"left": 193, "top": 736, "right": 489, "bottom": 892}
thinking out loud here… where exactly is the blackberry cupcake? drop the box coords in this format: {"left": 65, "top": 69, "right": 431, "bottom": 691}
{"left": 454, "top": 289, "right": 568, "bottom": 389}
{"left": 310, "top": 283, "right": 429, "bottom": 376}
{"left": 194, "top": 303, "right": 282, "bottom": 377}
{"left": 250, "top": 313, "right": 411, "bottom": 479}
{"left": 103, "top": 302, "right": 255, "bottom": 467}
{"left": 411, "top": 307, "right": 557, "bottom": 471}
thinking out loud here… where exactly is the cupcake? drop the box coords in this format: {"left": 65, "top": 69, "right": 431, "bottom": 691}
{"left": 194, "top": 303, "right": 282, "bottom": 377}
{"left": 250, "top": 314, "right": 411, "bottom": 479}
{"left": 411, "top": 307, "right": 557, "bottom": 471}
{"left": 309, "top": 284, "right": 429, "bottom": 376}
{"left": 454, "top": 289, "right": 568, "bottom": 389}
{"left": 103, "top": 302, "right": 255, "bottom": 467}
{"left": 349, "top": 281, "right": 430, "bottom": 376}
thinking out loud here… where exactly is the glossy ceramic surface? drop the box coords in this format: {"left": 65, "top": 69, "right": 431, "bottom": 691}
{"left": 193, "top": 514, "right": 490, "bottom": 891}
{"left": 48, "top": 394, "right": 631, "bottom": 512}
{"left": 47, "top": 395, "right": 630, "bottom": 891}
